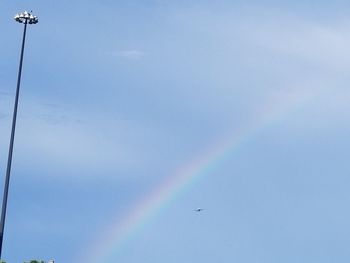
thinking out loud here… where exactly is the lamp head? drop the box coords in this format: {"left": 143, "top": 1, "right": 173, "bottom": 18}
{"left": 14, "top": 11, "right": 38, "bottom": 24}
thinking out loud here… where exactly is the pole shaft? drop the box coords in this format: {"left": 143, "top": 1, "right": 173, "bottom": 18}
{"left": 0, "top": 20, "right": 28, "bottom": 259}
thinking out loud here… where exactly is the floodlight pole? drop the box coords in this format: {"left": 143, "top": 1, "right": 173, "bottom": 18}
{"left": 0, "top": 11, "right": 38, "bottom": 259}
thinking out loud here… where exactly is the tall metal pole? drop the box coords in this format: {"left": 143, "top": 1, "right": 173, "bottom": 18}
{"left": 0, "top": 19, "right": 28, "bottom": 259}
{"left": 0, "top": 11, "right": 38, "bottom": 259}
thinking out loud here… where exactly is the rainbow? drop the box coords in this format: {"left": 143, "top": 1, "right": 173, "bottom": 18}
{"left": 77, "top": 89, "right": 310, "bottom": 263}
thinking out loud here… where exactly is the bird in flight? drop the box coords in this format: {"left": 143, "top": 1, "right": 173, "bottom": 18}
{"left": 194, "top": 208, "right": 204, "bottom": 212}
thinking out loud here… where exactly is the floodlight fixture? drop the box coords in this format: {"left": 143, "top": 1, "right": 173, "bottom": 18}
{"left": 14, "top": 11, "right": 38, "bottom": 24}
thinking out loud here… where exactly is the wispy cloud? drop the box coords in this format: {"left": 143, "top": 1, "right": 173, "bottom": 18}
{"left": 0, "top": 96, "right": 170, "bottom": 180}
{"left": 246, "top": 21, "right": 350, "bottom": 69}
{"left": 113, "top": 49, "right": 146, "bottom": 59}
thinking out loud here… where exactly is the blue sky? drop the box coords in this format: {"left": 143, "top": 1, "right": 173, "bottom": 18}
{"left": 1, "top": 1, "right": 350, "bottom": 262}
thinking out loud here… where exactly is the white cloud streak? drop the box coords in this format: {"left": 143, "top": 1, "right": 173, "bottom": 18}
{"left": 113, "top": 49, "right": 146, "bottom": 59}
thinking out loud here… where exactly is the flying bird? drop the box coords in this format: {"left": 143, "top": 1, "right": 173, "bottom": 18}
{"left": 194, "top": 208, "right": 204, "bottom": 212}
